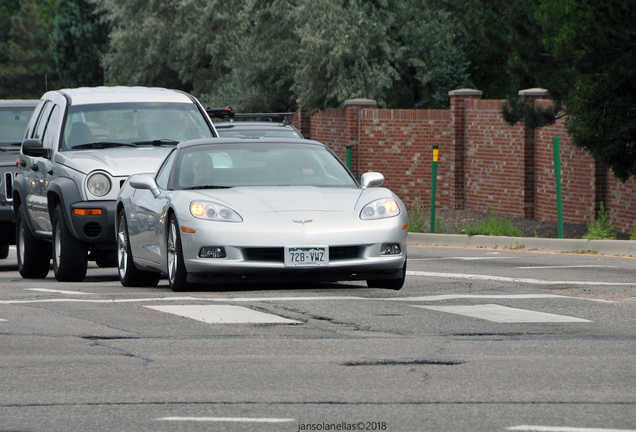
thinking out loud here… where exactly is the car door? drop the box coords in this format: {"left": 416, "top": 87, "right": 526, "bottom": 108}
{"left": 129, "top": 151, "right": 175, "bottom": 267}
{"left": 23, "top": 101, "right": 55, "bottom": 233}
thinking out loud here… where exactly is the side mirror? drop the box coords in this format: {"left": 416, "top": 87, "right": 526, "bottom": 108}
{"left": 360, "top": 172, "right": 385, "bottom": 188}
{"left": 129, "top": 174, "right": 161, "bottom": 198}
{"left": 22, "top": 139, "right": 49, "bottom": 158}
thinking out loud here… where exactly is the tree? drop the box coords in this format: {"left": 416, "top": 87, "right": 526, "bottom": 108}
{"left": 0, "top": 0, "right": 61, "bottom": 99}
{"left": 52, "top": 0, "right": 110, "bottom": 88}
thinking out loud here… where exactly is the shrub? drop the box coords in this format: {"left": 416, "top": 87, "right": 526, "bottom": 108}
{"left": 462, "top": 208, "right": 523, "bottom": 237}
{"left": 583, "top": 202, "right": 616, "bottom": 240}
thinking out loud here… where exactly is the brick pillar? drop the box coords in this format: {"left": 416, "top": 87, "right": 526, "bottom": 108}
{"left": 519, "top": 88, "right": 549, "bottom": 219}
{"left": 293, "top": 99, "right": 311, "bottom": 139}
{"left": 344, "top": 98, "right": 376, "bottom": 179}
{"left": 448, "top": 89, "right": 482, "bottom": 210}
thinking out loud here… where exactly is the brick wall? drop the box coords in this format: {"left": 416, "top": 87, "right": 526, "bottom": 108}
{"left": 294, "top": 91, "right": 636, "bottom": 234}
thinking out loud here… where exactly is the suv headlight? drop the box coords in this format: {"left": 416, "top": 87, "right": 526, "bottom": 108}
{"left": 87, "top": 173, "right": 111, "bottom": 197}
{"left": 360, "top": 198, "right": 400, "bottom": 220}
{"left": 190, "top": 200, "right": 242, "bottom": 222}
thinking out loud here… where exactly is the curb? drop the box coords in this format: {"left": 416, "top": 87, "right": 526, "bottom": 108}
{"left": 407, "top": 233, "right": 636, "bottom": 257}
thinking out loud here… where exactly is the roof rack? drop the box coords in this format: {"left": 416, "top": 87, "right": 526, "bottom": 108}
{"left": 206, "top": 107, "right": 293, "bottom": 124}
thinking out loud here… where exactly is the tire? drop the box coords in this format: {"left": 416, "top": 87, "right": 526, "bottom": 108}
{"left": 16, "top": 205, "right": 51, "bottom": 278}
{"left": 0, "top": 245, "right": 9, "bottom": 259}
{"left": 167, "top": 214, "right": 193, "bottom": 292}
{"left": 366, "top": 259, "right": 406, "bottom": 291}
{"left": 52, "top": 205, "right": 88, "bottom": 282}
{"left": 117, "top": 209, "right": 160, "bottom": 287}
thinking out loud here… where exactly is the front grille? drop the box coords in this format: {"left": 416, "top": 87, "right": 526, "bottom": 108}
{"left": 245, "top": 247, "right": 284, "bottom": 262}
{"left": 329, "top": 246, "right": 361, "bottom": 261}
{"left": 83, "top": 222, "right": 102, "bottom": 238}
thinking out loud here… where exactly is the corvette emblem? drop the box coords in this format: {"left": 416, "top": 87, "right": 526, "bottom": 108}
{"left": 292, "top": 219, "right": 313, "bottom": 225}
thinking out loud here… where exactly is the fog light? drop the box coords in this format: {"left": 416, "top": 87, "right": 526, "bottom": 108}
{"left": 199, "top": 247, "right": 226, "bottom": 258}
{"left": 380, "top": 243, "right": 401, "bottom": 255}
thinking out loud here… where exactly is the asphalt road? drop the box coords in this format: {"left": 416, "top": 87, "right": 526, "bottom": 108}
{"left": 1, "top": 245, "right": 635, "bottom": 432}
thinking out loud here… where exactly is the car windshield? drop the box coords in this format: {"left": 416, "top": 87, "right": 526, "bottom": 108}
{"left": 0, "top": 106, "right": 36, "bottom": 146}
{"left": 175, "top": 143, "right": 356, "bottom": 189}
{"left": 61, "top": 102, "right": 213, "bottom": 150}
{"left": 216, "top": 127, "right": 302, "bottom": 139}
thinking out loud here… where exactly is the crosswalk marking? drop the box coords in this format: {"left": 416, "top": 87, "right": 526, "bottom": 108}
{"left": 27, "top": 288, "right": 90, "bottom": 295}
{"left": 414, "top": 304, "right": 592, "bottom": 323}
{"left": 145, "top": 305, "right": 301, "bottom": 324}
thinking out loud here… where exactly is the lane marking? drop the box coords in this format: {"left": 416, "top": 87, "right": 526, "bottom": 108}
{"left": 509, "top": 426, "right": 636, "bottom": 432}
{"left": 27, "top": 288, "right": 90, "bottom": 295}
{"left": 145, "top": 305, "right": 301, "bottom": 324}
{"left": 407, "top": 271, "right": 636, "bottom": 286}
{"left": 157, "top": 416, "right": 294, "bottom": 423}
{"left": 0, "top": 293, "right": 608, "bottom": 305}
{"left": 0, "top": 319, "right": 7, "bottom": 322}
{"left": 414, "top": 304, "right": 592, "bottom": 323}
{"left": 515, "top": 265, "right": 615, "bottom": 269}
{"left": 411, "top": 257, "right": 521, "bottom": 261}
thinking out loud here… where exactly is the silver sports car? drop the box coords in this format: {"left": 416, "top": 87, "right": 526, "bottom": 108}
{"left": 116, "top": 138, "right": 408, "bottom": 291}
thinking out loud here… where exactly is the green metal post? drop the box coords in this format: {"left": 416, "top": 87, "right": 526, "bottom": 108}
{"left": 552, "top": 137, "right": 564, "bottom": 238}
{"left": 346, "top": 146, "right": 352, "bottom": 170}
{"left": 430, "top": 146, "right": 438, "bottom": 233}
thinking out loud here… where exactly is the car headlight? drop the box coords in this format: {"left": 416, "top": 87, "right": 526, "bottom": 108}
{"left": 87, "top": 173, "right": 111, "bottom": 197}
{"left": 360, "top": 198, "right": 400, "bottom": 220}
{"left": 190, "top": 200, "right": 242, "bottom": 222}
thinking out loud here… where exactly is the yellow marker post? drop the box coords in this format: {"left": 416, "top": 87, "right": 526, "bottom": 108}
{"left": 430, "top": 146, "right": 438, "bottom": 233}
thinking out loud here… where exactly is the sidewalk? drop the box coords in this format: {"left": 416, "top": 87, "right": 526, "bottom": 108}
{"left": 407, "top": 233, "right": 636, "bottom": 257}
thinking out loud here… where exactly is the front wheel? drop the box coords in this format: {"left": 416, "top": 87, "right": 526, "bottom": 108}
{"left": 16, "top": 205, "right": 50, "bottom": 278}
{"left": 52, "top": 205, "right": 87, "bottom": 282}
{"left": 366, "top": 259, "right": 406, "bottom": 290}
{"left": 167, "top": 214, "right": 194, "bottom": 292}
{"left": 117, "top": 209, "right": 160, "bottom": 287}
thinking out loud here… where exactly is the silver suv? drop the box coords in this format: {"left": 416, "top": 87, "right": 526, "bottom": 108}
{"left": 13, "top": 87, "right": 217, "bottom": 281}
{"left": 0, "top": 100, "right": 38, "bottom": 259}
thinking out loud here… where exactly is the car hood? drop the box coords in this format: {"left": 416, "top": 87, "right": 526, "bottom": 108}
{"left": 55, "top": 147, "right": 173, "bottom": 176}
{"left": 193, "top": 186, "right": 391, "bottom": 212}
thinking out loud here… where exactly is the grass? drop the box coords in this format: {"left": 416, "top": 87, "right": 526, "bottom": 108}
{"left": 407, "top": 201, "right": 447, "bottom": 234}
{"left": 462, "top": 208, "right": 523, "bottom": 237}
{"left": 583, "top": 202, "right": 616, "bottom": 240}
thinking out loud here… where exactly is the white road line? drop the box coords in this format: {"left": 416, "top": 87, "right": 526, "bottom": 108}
{"left": 414, "top": 304, "right": 592, "bottom": 323}
{"left": 0, "top": 319, "right": 7, "bottom": 322}
{"left": 0, "top": 293, "right": 608, "bottom": 305}
{"left": 26, "top": 288, "right": 90, "bottom": 295}
{"left": 146, "top": 305, "right": 301, "bottom": 324}
{"left": 509, "top": 426, "right": 636, "bottom": 432}
{"left": 515, "top": 265, "right": 615, "bottom": 269}
{"left": 411, "top": 257, "right": 521, "bottom": 261}
{"left": 407, "top": 271, "right": 636, "bottom": 286}
{"left": 157, "top": 416, "right": 294, "bottom": 423}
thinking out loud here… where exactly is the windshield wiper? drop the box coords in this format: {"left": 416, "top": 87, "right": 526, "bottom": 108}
{"left": 183, "top": 185, "right": 231, "bottom": 190}
{"left": 131, "top": 139, "right": 180, "bottom": 146}
{"left": 71, "top": 142, "right": 137, "bottom": 149}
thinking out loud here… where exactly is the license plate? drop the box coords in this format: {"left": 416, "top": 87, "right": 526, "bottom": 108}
{"left": 284, "top": 246, "right": 329, "bottom": 267}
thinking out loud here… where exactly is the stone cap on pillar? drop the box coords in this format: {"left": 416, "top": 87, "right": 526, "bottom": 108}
{"left": 519, "top": 88, "right": 549, "bottom": 97}
{"left": 344, "top": 98, "right": 377, "bottom": 107}
{"left": 448, "top": 89, "right": 483, "bottom": 97}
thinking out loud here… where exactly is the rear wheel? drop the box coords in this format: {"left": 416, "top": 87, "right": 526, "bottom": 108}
{"left": 52, "top": 205, "right": 87, "bottom": 282}
{"left": 117, "top": 209, "right": 160, "bottom": 287}
{"left": 167, "top": 214, "right": 194, "bottom": 292}
{"left": 366, "top": 259, "right": 406, "bottom": 290}
{"left": 16, "top": 205, "right": 50, "bottom": 278}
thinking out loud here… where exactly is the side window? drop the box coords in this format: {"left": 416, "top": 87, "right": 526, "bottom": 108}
{"left": 41, "top": 105, "right": 61, "bottom": 150}
{"left": 33, "top": 101, "right": 53, "bottom": 140}
{"left": 24, "top": 100, "right": 45, "bottom": 139}
{"left": 155, "top": 150, "right": 176, "bottom": 189}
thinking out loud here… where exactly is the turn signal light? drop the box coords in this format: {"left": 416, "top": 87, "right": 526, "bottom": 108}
{"left": 73, "top": 209, "right": 103, "bottom": 216}
{"left": 181, "top": 226, "right": 196, "bottom": 234}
